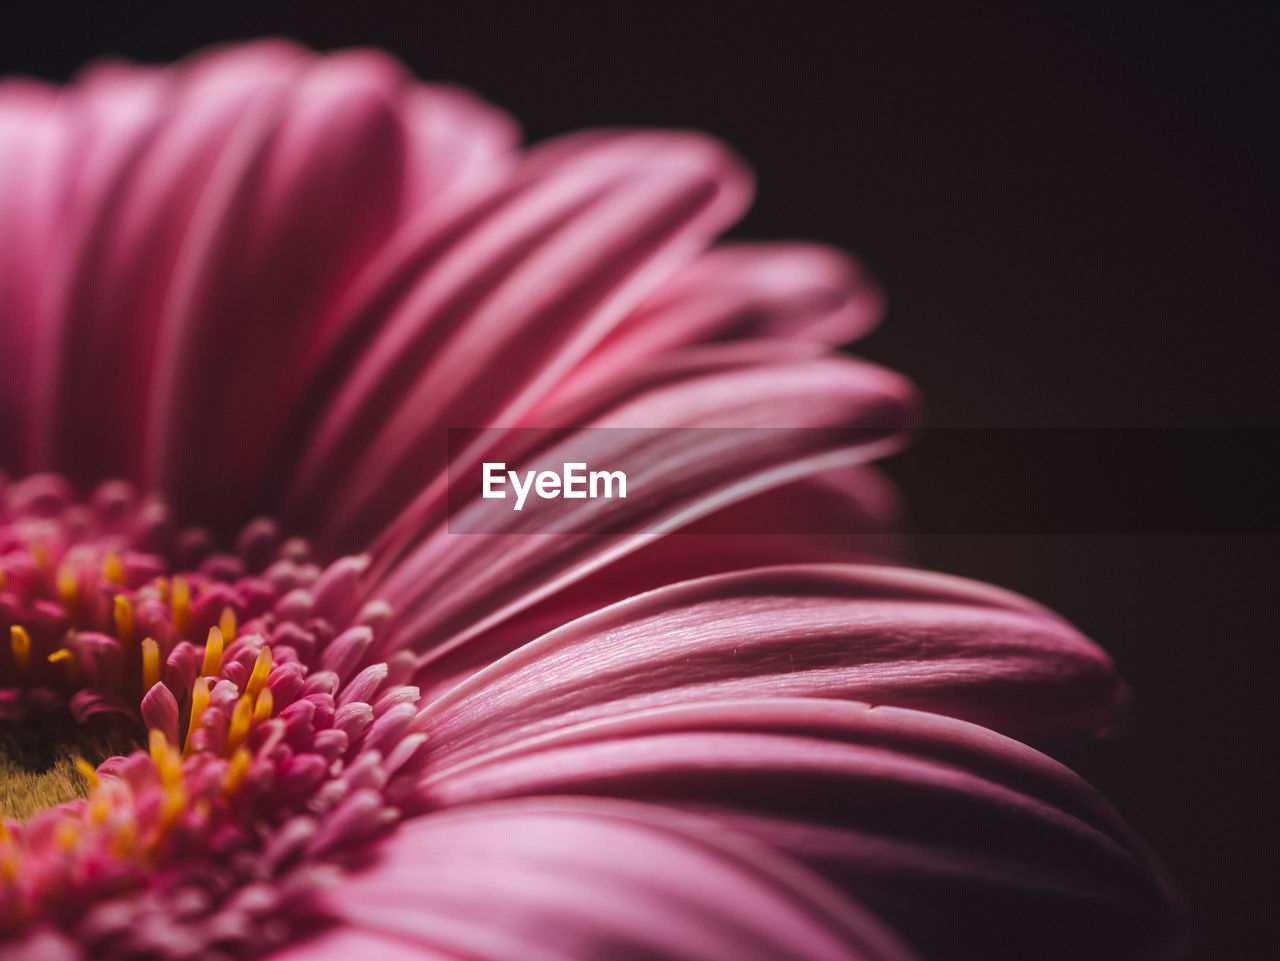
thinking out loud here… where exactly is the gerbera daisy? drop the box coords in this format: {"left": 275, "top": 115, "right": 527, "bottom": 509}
{"left": 0, "top": 41, "right": 1186, "bottom": 961}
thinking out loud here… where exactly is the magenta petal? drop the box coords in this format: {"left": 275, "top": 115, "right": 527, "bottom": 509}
{"left": 417, "top": 699, "right": 1188, "bottom": 961}
{"left": 139, "top": 681, "right": 180, "bottom": 745}
{"left": 375, "top": 353, "right": 915, "bottom": 662}
{"left": 7, "top": 42, "right": 517, "bottom": 525}
{"left": 265, "top": 928, "right": 465, "bottom": 961}
{"left": 286, "top": 130, "right": 753, "bottom": 549}
{"left": 417, "top": 563, "right": 1124, "bottom": 760}
{"left": 569, "top": 241, "right": 885, "bottom": 396}
{"left": 146, "top": 49, "right": 418, "bottom": 529}
{"left": 416, "top": 467, "right": 908, "bottom": 690}
{"left": 295, "top": 797, "right": 918, "bottom": 961}
{"left": 0, "top": 80, "right": 65, "bottom": 469}
{"left": 30, "top": 41, "right": 306, "bottom": 484}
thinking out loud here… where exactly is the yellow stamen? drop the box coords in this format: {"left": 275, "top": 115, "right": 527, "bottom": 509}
{"left": 245, "top": 645, "right": 272, "bottom": 700}
{"left": 55, "top": 820, "right": 78, "bottom": 851}
{"left": 73, "top": 757, "right": 100, "bottom": 790}
{"left": 30, "top": 540, "right": 51, "bottom": 575}
{"left": 149, "top": 729, "right": 183, "bottom": 789}
{"left": 113, "top": 593, "right": 134, "bottom": 644}
{"left": 156, "top": 783, "right": 187, "bottom": 836}
{"left": 88, "top": 788, "right": 113, "bottom": 825}
{"left": 48, "top": 647, "right": 80, "bottom": 685}
{"left": 184, "top": 677, "right": 209, "bottom": 756}
{"left": 103, "top": 551, "right": 125, "bottom": 586}
{"left": 223, "top": 746, "right": 252, "bottom": 796}
{"left": 252, "top": 687, "right": 274, "bottom": 725}
{"left": 171, "top": 575, "right": 191, "bottom": 637}
{"left": 9, "top": 625, "right": 30, "bottom": 670}
{"left": 225, "top": 695, "right": 253, "bottom": 753}
{"left": 201, "top": 626, "right": 223, "bottom": 676}
{"left": 56, "top": 563, "right": 78, "bottom": 611}
{"left": 0, "top": 814, "right": 9, "bottom": 843}
{"left": 109, "top": 818, "right": 137, "bottom": 857}
{"left": 219, "top": 606, "right": 237, "bottom": 642}
{"left": 141, "top": 637, "right": 161, "bottom": 692}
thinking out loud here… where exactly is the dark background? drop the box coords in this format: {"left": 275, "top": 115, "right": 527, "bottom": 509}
{"left": 4, "top": 2, "right": 1275, "bottom": 957}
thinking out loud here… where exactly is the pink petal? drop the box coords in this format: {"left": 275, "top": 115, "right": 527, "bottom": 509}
{"left": 30, "top": 41, "right": 305, "bottom": 485}
{"left": 416, "top": 465, "right": 907, "bottom": 689}
{"left": 0, "top": 80, "right": 65, "bottom": 470}
{"left": 416, "top": 563, "right": 1123, "bottom": 762}
{"left": 565, "top": 241, "right": 884, "bottom": 399}
{"left": 285, "top": 130, "right": 753, "bottom": 550}
{"left": 299, "top": 797, "right": 918, "bottom": 961}
{"left": 266, "top": 928, "right": 465, "bottom": 961}
{"left": 417, "top": 699, "right": 1188, "bottom": 961}
{"left": 6, "top": 42, "right": 517, "bottom": 525}
{"left": 374, "top": 352, "right": 915, "bottom": 662}
{"left": 146, "top": 48, "right": 416, "bottom": 529}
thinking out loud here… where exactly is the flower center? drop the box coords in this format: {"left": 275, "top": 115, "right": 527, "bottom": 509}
{"left": 1, "top": 473, "right": 422, "bottom": 956}
{"left": 1, "top": 474, "right": 295, "bottom": 824}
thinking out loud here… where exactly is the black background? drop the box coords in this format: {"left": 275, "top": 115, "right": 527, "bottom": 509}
{"left": 4, "top": 2, "right": 1275, "bottom": 957}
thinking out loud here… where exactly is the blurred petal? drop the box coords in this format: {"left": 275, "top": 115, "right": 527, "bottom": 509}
{"left": 268, "top": 928, "right": 465, "bottom": 961}
{"left": 0, "top": 79, "right": 65, "bottom": 469}
{"left": 297, "top": 797, "right": 918, "bottom": 961}
{"left": 418, "top": 699, "right": 1188, "bottom": 961}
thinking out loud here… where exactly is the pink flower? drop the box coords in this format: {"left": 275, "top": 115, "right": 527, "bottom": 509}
{"left": 0, "top": 41, "right": 1186, "bottom": 961}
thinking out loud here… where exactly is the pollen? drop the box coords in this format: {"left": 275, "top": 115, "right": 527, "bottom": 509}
{"left": 253, "top": 688, "right": 274, "bottom": 725}
{"left": 223, "top": 746, "right": 252, "bottom": 796}
{"left": 141, "top": 637, "right": 161, "bottom": 691}
{"left": 171, "top": 575, "right": 191, "bottom": 637}
{"left": 73, "top": 757, "right": 100, "bottom": 790}
{"left": 114, "top": 593, "right": 135, "bottom": 643}
{"left": 149, "top": 730, "right": 182, "bottom": 790}
{"left": 9, "top": 625, "right": 31, "bottom": 670}
{"left": 0, "top": 474, "right": 407, "bottom": 944}
{"left": 103, "top": 551, "right": 126, "bottom": 586}
{"left": 185, "top": 677, "right": 210, "bottom": 757}
{"left": 225, "top": 696, "right": 254, "bottom": 754}
{"left": 246, "top": 645, "right": 272, "bottom": 700}
{"left": 201, "top": 626, "right": 224, "bottom": 676}
{"left": 56, "top": 563, "right": 79, "bottom": 611}
{"left": 219, "top": 605, "right": 237, "bottom": 642}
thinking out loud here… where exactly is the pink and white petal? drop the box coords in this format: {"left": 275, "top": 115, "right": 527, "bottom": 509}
{"left": 417, "top": 700, "right": 1188, "bottom": 961}
{"left": 416, "top": 564, "right": 1123, "bottom": 758}
{"left": 283, "top": 130, "right": 753, "bottom": 550}
{"left": 373, "top": 354, "right": 916, "bottom": 665}
{"left": 291, "top": 797, "right": 917, "bottom": 961}
{"left": 562, "top": 241, "right": 884, "bottom": 401}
